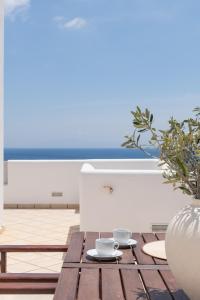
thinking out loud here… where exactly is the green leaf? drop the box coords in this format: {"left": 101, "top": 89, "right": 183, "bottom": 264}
{"left": 175, "top": 186, "right": 192, "bottom": 195}
{"left": 145, "top": 108, "right": 150, "bottom": 118}
{"left": 176, "top": 157, "right": 188, "bottom": 177}
{"left": 138, "top": 128, "right": 148, "bottom": 133}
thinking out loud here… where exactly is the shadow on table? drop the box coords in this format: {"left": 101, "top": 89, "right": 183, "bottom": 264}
{"left": 136, "top": 288, "right": 189, "bottom": 299}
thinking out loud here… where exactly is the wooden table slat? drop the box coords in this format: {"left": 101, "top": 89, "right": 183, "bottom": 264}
{"left": 156, "top": 232, "right": 166, "bottom": 241}
{"left": 63, "top": 262, "right": 170, "bottom": 271}
{"left": 102, "top": 269, "right": 125, "bottom": 300}
{"left": 82, "top": 232, "right": 99, "bottom": 263}
{"left": 160, "top": 271, "right": 189, "bottom": 300}
{"left": 141, "top": 270, "right": 173, "bottom": 300}
{"left": 132, "top": 233, "right": 155, "bottom": 265}
{"left": 99, "top": 232, "right": 112, "bottom": 238}
{"left": 121, "top": 269, "right": 148, "bottom": 300}
{"left": 64, "top": 232, "right": 84, "bottom": 263}
{"left": 142, "top": 233, "right": 167, "bottom": 265}
{"left": 77, "top": 268, "right": 99, "bottom": 300}
{"left": 53, "top": 268, "right": 79, "bottom": 300}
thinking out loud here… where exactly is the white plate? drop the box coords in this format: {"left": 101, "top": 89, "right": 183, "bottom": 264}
{"left": 111, "top": 238, "right": 137, "bottom": 248}
{"left": 87, "top": 249, "right": 123, "bottom": 261}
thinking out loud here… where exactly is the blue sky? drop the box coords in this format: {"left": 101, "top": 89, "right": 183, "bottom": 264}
{"left": 4, "top": 0, "right": 200, "bottom": 148}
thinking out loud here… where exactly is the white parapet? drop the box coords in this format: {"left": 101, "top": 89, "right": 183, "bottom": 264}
{"left": 4, "top": 158, "right": 191, "bottom": 232}
{"left": 80, "top": 162, "right": 191, "bottom": 232}
{"left": 4, "top": 159, "right": 159, "bottom": 205}
{"left": 5, "top": 160, "right": 83, "bottom": 204}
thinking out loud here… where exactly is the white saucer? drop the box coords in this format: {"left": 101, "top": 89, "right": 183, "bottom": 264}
{"left": 111, "top": 238, "right": 137, "bottom": 248}
{"left": 87, "top": 249, "right": 123, "bottom": 261}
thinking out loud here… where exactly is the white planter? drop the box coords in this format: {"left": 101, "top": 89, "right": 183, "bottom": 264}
{"left": 166, "top": 199, "right": 200, "bottom": 299}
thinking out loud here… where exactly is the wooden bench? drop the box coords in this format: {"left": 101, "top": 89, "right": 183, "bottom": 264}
{"left": 0, "top": 244, "right": 68, "bottom": 294}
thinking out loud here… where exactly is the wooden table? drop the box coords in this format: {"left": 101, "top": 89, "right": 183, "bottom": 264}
{"left": 53, "top": 232, "right": 189, "bottom": 300}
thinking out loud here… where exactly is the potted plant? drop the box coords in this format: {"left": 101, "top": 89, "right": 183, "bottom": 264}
{"left": 122, "top": 106, "right": 200, "bottom": 299}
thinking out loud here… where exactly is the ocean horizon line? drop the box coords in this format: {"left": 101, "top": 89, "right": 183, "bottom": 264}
{"left": 4, "top": 146, "right": 157, "bottom": 150}
{"left": 4, "top": 147, "right": 159, "bottom": 161}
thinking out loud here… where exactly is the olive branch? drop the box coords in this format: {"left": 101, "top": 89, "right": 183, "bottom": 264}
{"left": 122, "top": 106, "right": 200, "bottom": 199}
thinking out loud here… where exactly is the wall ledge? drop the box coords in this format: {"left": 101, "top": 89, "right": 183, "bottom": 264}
{"left": 4, "top": 204, "right": 80, "bottom": 210}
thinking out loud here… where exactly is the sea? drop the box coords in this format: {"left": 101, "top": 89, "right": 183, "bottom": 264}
{"left": 4, "top": 148, "right": 159, "bottom": 161}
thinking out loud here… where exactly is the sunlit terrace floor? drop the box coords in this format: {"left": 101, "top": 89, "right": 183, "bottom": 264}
{"left": 0, "top": 209, "right": 80, "bottom": 300}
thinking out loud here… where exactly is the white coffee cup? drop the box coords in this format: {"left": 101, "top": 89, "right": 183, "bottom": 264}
{"left": 96, "top": 238, "right": 119, "bottom": 256}
{"left": 113, "top": 228, "right": 132, "bottom": 244}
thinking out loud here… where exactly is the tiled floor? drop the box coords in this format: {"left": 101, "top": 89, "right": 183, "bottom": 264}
{"left": 0, "top": 209, "right": 80, "bottom": 300}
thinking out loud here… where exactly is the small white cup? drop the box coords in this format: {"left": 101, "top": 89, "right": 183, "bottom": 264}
{"left": 113, "top": 228, "right": 132, "bottom": 244}
{"left": 96, "top": 238, "right": 119, "bottom": 256}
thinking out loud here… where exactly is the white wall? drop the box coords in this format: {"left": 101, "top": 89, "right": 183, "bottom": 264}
{"left": 0, "top": 2, "right": 3, "bottom": 224}
{"left": 4, "top": 159, "right": 157, "bottom": 204}
{"left": 4, "top": 159, "right": 160, "bottom": 204}
{"left": 80, "top": 163, "right": 190, "bottom": 232}
{"left": 5, "top": 160, "right": 83, "bottom": 204}
{"left": 4, "top": 159, "right": 191, "bottom": 231}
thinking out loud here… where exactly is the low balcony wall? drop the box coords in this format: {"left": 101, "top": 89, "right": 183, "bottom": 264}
{"left": 80, "top": 163, "right": 190, "bottom": 232}
{"left": 4, "top": 159, "right": 159, "bottom": 205}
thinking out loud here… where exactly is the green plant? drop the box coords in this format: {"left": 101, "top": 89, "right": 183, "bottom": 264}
{"left": 122, "top": 106, "right": 200, "bottom": 199}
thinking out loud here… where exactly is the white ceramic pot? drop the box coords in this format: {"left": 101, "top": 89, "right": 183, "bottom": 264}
{"left": 166, "top": 199, "right": 200, "bottom": 299}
